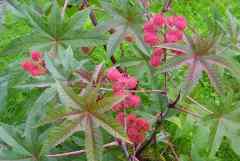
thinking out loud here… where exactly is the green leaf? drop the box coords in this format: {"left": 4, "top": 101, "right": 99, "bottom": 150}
{"left": 56, "top": 81, "right": 84, "bottom": 110}
{"left": 201, "top": 61, "right": 224, "bottom": 95}
{"left": 44, "top": 54, "right": 65, "bottom": 80}
{"left": 201, "top": 95, "right": 240, "bottom": 157}
{"left": 0, "top": 149, "right": 32, "bottom": 161}
{"left": 85, "top": 117, "right": 103, "bottom": 161}
{"left": 96, "top": 19, "right": 121, "bottom": 33}
{"left": 156, "top": 43, "right": 192, "bottom": 54}
{"left": 130, "top": 27, "right": 150, "bottom": 57}
{"left": 25, "top": 7, "right": 50, "bottom": 36}
{"left": 0, "top": 124, "right": 31, "bottom": 156}
{"left": 181, "top": 59, "right": 203, "bottom": 96}
{"left": 96, "top": 95, "right": 126, "bottom": 113}
{"left": 166, "top": 116, "right": 182, "bottom": 129}
{"left": 206, "top": 55, "right": 240, "bottom": 80}
{"left": 157, "top": 56, "right": 189, "bottom": 73}
{"left": 41, "top": 120, "right": 81, "bottom": 155}
{"left": 37, "top": 106, "right": 73, "bottom": 127}
{"left": 47, "top": 0, "right": 62, "bottom": 37}
{"left": 107, "top": 25, "right": 127, "bottom": 57}
{"left": 15, "top": 82, "right": 53, "bottom": 89}
{"left": 93, "top": 113, "right": 131, "bottom": 144}
{"left": 191, "top": 124, "right": 210, "bottom": 161}
{"left": 25, "top": 87, "right": 57, "bottom": 139}
{"left": 62, "top": 30, "right": 107, "bottom": 48}
{"left": 209, "top": 119, "right": 225, "bottom": 157}
{"left": 0, "top": 76, "right": 8, "bottom": 111}
{"left": 0, "top": 32, "right": 50, "bottom": 56}
{"left": 63, "top": 9, "right": 90, "bottom": 34}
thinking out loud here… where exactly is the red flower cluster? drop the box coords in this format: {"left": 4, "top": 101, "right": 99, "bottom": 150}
{"left": 107, "top": 68, "right": 140, "bottom": 111}
{"left": 21, "top": 51, "right": 47, "bottom": 76}
{"left": 143, "top": 14, "right": 187, "bottom": 67}
{"left": 116, "top": 112, "right": 149, "bottom": 143}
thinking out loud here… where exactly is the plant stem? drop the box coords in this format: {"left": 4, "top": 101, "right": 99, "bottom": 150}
{"left": 99, "top": 87, "right": 165, "bottom": 94}
{"left": 176, "top": 107, "right": 201, "bottom": 118}
{"left": 186, "top": 96, "right": 213, "bottom": 114}
{"left": 48, "top": 142, "right": 118, "bottom": 158}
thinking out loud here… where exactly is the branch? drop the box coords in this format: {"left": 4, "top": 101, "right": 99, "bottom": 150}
{"left": 48, "top": 142, "right": 118, "bottom": 158}
{"left": 99, "top": 87, "right": 165, "bottom": 94}
{"left": 161, "top": 0, "right": 173, "bottom": 13}
{"left": 186, "top": 96, "right": 213, "bottom": 114}
{"left": 174, "top": 106, "right": 201, "bottom": 118}
{"left": 135, "top": 111, "right": 168, "bottom": 157}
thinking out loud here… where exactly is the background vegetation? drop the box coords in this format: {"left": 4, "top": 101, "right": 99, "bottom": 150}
{"left": 0, "top": 0, "right": 240, "bottom": 161}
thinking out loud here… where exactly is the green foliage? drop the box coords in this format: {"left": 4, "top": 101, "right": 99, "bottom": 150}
{"left": 0, "top": 0, "right": 240, "bottom": 161}
{"left": 157, "top": 33, "right": 240, "bottom": 96}
{"left": 1, "top": 0, "right": 106, "bottom": 56}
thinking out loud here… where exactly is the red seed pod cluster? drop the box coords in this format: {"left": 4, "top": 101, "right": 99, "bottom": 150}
{"left": 116, "top": 112, "right": 149, "bottom": 143}
{"left": 107, "top": 68, "right": 150, "bottom": 144}
{"left": 107, "top": 68, "right": 140, "bottom": 111}
{"left": 143, "top": 13, "right": 187, "bottom": 67}
{"left": 21, "top": 51, "right": 47, "bottom": 77}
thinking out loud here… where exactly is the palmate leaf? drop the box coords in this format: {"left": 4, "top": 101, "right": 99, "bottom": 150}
{"left": 181, "top": 59, "right": 203, "bottom": 96}
{"left": 0, "top": 123, "right": 55, "bottom": 161}
{"left": 1, "top": 32, "right": 51, "bottom": 56}
{"left": 0, "top": 149, "right": 32, "bottom": 161}
{"left": 208, "top": 109, "right": 240, "bottom": 157}
{"left": 56, "top": 81, "right": 85, "bottom": 110}
{"left": 0, "top": 124, "right": 31, "bottom": 156}
{"left": 191, "top": 124, "right": 211, "bottom": 161}
{"left": 41, "top": 120, "right": 81, "bottom": 155}
{"left": 100, "top": 1, "right": 149, "bottom": 57}
{"left": 40, "top": 79, "right": 131, "bottom": 160}
{"left": 24, "top": 86, "right": 57, "bottom": 139}
{"left": 130, "top": 26, "right": 150, "bottom": 57}
{"left": 0, "top": 1, "right": 106, "bottom": 56}
{"left": 85, "top": 117, "right": 103, "bottom": 161}
{"left": 63, "top": 9, "right": 90, "bottom": 34}
{"left": 205, "top": 55, "right": 240, "bottom": 79}
{"left": 37, "top": 106, "right": 73, "bottom": 127}
{"left": 200, "top": 61, "right": 224, "bottom": 95}
{"left": 156, "top": 34, "right": 240, "bottom": 96}
{"left": 218, "top": 10, "right": 240, "bottom": 51}
{"left": 107, "top": 25, "right": 127, "bottom": 57}
{"left": 197, "top": 93, "right": 240, "bottom": 158}
{"left": 93, "top": 113, "right": 130, "bottom": 144}
{"left": 47, "top": 0, "right": 62, "bottom": 38}
{"left": 44, "top": 54, "right": 66, "bottom": 80}
{"left": 61, "top": 30, "right": 107, "bottom": 48}
{"left": 95, "top": 95, "right": 126, "bottom": 113}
